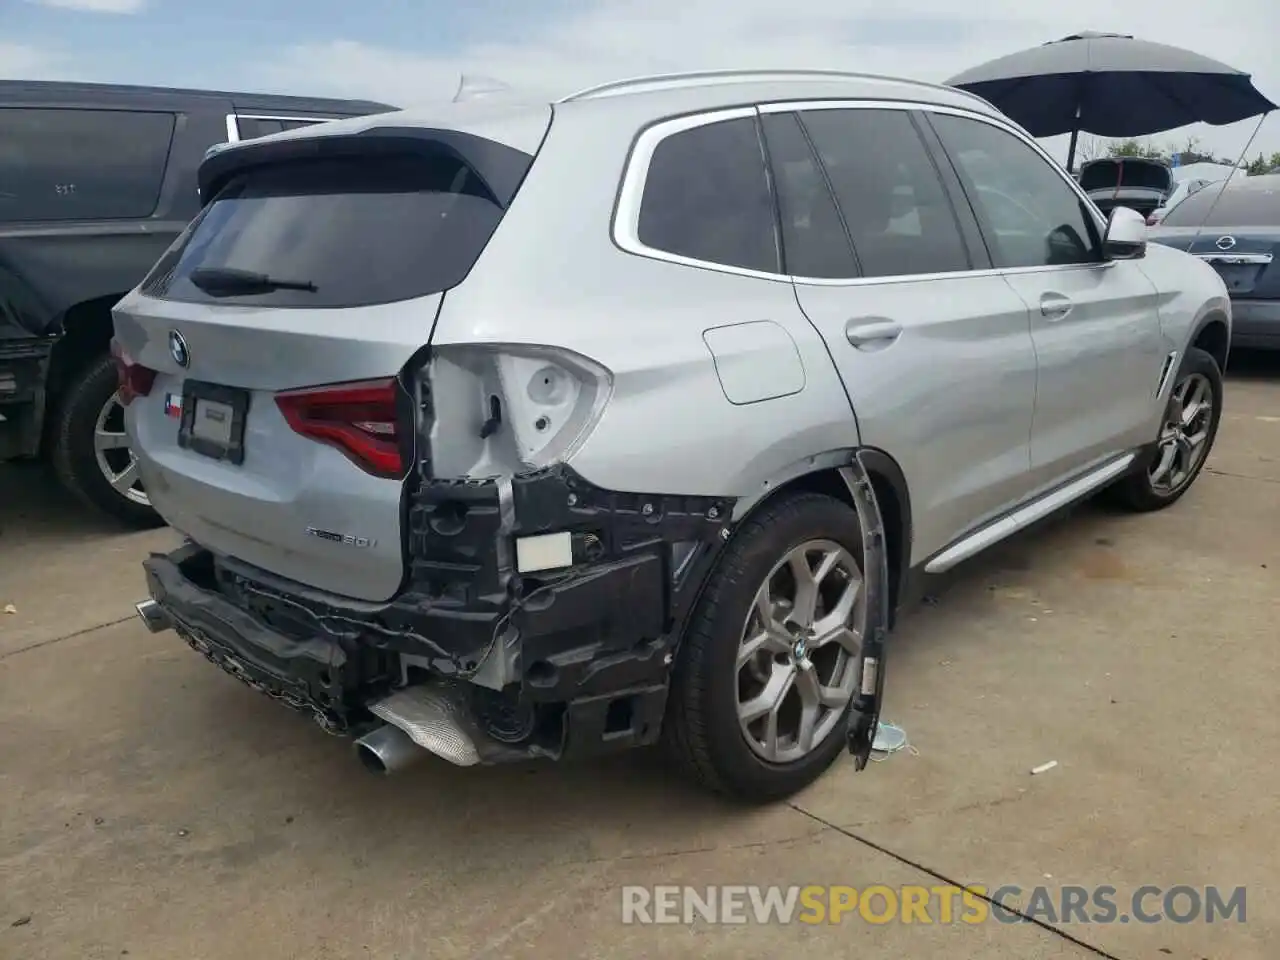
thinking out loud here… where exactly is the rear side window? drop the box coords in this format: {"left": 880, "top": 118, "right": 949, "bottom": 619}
{"left": 759, "top": 112, "right": 857, "bottom": 278}
{"left": 637, "top": 116, "right": 780, "bottom": 274}
{"left": 0, "top": 108, "right": 175, "bottom": 223}
{"left": 143, "top": 152, "right": 507, "bottom": 308}
{"left": 797, "top": 109, "right": 971, "bottom": 278}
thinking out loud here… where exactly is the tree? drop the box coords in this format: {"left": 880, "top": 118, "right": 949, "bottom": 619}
{"left": 1107, "top": 138, "right": 1167, "bottom": 161}
{"left": 1246, "top": 151, "right": 1280, "bottom": 175}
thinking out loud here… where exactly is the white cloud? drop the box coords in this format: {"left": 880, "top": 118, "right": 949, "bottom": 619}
{"left": 252, "top": 0, "right": 1280, "bottom": 160}
{"left": 0, "top": 42, "right": 90, "bottom": 80}
{"left": 24, "top": 0, "right": 146, "bottom": 12}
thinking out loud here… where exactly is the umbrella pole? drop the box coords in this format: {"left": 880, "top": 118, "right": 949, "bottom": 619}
{"left": 1065, "top": 100, "right": 1083, "bottom": 173}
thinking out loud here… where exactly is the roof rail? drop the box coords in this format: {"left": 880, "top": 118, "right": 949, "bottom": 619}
{"left": 557, "top": 68, "right": 998, "bottom": 110}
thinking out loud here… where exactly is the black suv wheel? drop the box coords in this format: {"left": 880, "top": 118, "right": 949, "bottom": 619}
{"left": 50, "top": 353, "right": 164, "bottom": 529}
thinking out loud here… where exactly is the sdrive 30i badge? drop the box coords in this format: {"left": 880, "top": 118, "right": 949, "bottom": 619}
{"left": 305, "top": 526, "right": 376, "bottom": 548}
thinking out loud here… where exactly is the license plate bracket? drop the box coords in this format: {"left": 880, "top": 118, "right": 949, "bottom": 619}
{"left": 178, "top": 380, "right": 249, "bottom": 465}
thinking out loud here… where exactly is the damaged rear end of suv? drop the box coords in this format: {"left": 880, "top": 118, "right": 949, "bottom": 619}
{"left": 118, "top": 88, "right": 892, "bottom": 803}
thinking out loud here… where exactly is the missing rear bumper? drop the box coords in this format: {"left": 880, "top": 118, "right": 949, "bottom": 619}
{"left": 140, "top": 464, "right": 736, "bottom": 763}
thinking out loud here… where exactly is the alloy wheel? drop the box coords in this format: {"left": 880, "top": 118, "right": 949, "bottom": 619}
{"left": 93, "top": 389, "right": 150, "bottom": 507}
{"left": 1148, "top": 372, "right": 1214, "bottom": 496}
{"left": 736, "top": 539, "right": 863, "bottom": 764}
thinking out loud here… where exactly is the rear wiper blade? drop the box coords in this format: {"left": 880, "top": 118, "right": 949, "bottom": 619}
{"left": 188, "top": 266, "right": 318, "bottom": 296}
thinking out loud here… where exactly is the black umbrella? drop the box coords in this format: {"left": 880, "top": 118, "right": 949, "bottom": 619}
{"left": 946, "top": 32, "right": 1277, "bottom": 171}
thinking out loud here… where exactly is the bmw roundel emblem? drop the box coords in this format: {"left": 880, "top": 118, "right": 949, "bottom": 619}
{"left": 168, "top": 330, "right": 190, "bottom": 368}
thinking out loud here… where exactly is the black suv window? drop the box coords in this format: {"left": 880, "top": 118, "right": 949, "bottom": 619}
{"left": 930, "top": 114, "right": 1102, "bottom": 269}
{"left": 637, "top": 116, "right": 780, "bottom": 274}
{"left": 0, "top": 108, "right": 175, "bottom": 223}
{"left": 236, "top": 117, "right": 324, "bottom": 140}
{"left": 760, "top": 112, "right": 858, "bottom": 279}
{"left": 143, "top": 150, "right": 511, "bottom": 308}
{"left": 797, "top": 108, "right": 971, "bottom": 279}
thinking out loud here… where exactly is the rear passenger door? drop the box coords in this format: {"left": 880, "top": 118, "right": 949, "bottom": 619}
{"left": 760, "top": 104, "right": 1039, "bottom": 565}
{"left": 925, "top": 111, "right": 1167, "bottom": 489}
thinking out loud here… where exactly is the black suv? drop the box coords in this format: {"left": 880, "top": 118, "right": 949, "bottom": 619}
{"left": 0, "top": 80, "right": 395, "bottom": 526}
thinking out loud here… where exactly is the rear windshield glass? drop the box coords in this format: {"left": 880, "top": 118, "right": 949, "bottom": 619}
{"left": 142, "top": 152, "right": 507, "bottom": 307}
{"left": 1079, "top": 159, "right": 1171, "bottom": 193}
{"left": 1161, "top": 179, "right": 1280, "bottom": 227}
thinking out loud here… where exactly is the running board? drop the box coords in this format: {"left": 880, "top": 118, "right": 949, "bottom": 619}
{"left": 923, "top": 453, "right": 1137, "bottom": 575}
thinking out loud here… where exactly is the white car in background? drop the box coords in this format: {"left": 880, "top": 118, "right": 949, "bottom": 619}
{"left": 1147, "top": 177, "right": 1223, "bottom": 226}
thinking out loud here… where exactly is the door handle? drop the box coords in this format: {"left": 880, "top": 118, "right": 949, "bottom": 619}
{"left": 845, "top": 319, "right": 902, "bottom": 349}
{"left": 1039, "top": 294, "right": 1073, "bottom": 320}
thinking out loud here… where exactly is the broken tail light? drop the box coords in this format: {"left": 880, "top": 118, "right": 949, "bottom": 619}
{"left": 109, "top": 337, "right": 157, "bottom": 406}
{"left": 422, "top": 344, "right": 614, "bottom": 479}
{"left": 275, "top": 378, "right": 406, "bottom": 478}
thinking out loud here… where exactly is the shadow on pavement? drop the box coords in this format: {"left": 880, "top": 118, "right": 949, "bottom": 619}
{"left": 0, "top": 459, "right": 133, "bottom": 547}
{"left": 1224, "top": 346, "right": 1280, "bottom": 381}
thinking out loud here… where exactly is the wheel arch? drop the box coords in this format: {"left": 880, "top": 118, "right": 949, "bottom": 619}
{"left": 47, "top": 294, "right": 125, "bottom": 407}
{"left": 1188, "top": 309, "right": 1230, "bottom": 373}
{"left": 728, "top": 447, "right": 912, "bottom": 626}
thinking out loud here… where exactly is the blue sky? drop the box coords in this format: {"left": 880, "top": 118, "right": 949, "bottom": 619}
{"left": 4, "top": 0, "right": 1279, "bottom": 161}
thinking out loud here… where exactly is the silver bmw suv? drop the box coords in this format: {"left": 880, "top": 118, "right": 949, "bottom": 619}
{"left": 115, "top": 69, "right": 1231, "bottom": 802}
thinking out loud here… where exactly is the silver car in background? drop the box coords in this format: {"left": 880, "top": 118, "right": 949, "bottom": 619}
{"left": 1150, "top": 174, "right": 1280, "bottom": 350}
{"left": 113, "top": 69, "right": 1231, "bottom": 802}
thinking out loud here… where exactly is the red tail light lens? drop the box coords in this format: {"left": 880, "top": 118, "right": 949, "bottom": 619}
{"left": 109, "top": 337, "right": 156, "bottom": 406}
{"left": 274, "top": 378, "right": 405, "bottom": 478}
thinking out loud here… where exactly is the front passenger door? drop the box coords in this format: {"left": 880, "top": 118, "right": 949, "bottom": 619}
{"left": 926, "top": 113, "right": 1167, "bottom": 490}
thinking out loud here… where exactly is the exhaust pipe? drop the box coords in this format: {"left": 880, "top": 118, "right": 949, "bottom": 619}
{"left": 134, "top": 599, "right": 171, "bottom": 634}
{"left": 354, "top": 723, "right": 428, "bottom": 775}
{"left": 357, "top": 687, "right": 483, "bottom": 774}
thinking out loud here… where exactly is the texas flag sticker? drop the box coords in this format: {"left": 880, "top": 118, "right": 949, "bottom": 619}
{"left": 164, "top": 394, "right": 183, "bottom": 419}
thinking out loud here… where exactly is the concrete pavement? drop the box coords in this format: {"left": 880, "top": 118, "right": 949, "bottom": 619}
{"left": 2, "top": 354, "right": 1278, "bottom": 959}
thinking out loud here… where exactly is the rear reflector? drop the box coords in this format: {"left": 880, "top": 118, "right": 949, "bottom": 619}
{"left": 109, "top": 337, "right": 156, "bottom": 406}
{"left": 274, "top": 378, "right": 405, "bottom": 478}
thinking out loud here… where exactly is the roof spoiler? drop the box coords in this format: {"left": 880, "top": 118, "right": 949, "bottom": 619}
{"left": 197, "top": 126, "right": 535, "bottom": 210}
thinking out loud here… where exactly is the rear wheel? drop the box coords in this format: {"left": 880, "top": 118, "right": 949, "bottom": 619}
{"left": 664, "top": 492, "right": 866, "bottom": 803}
{"left": 1108, "top": 346, "right": 1222, "bottom": 512}
{"left": 50, "top": 353, "right": 164, "bottom": 529}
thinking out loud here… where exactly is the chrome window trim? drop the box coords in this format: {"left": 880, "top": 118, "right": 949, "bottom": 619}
{"left": 612, "top": 98, "right": 1113, "bottom": 288}
{"left": 612, "top": 105, "right": 792, "bottom": 285}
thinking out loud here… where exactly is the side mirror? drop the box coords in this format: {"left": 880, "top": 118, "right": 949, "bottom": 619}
{"left": 1103, "top": 207, "right": 1147, "bottom": 260}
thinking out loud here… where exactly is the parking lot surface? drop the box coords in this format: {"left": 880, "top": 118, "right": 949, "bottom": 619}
{"left": 3, "top": 355, "right": 1278, "bottom": 959}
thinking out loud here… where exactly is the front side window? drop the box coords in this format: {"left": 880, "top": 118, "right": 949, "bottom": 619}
{"left": 0, "top": 108, "right": 175, "bottom": 223}
{"left": 796, "top": 108, "right": 972, "bottom": 279}
{"left": 931, "top": 113, "right": 1102, "bottom": 269}
{"left": 636, "top": 116, "right": 780, "bottom": 274}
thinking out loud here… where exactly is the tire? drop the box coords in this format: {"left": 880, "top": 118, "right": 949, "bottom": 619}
{"left": 1107, "top": 346, "right": 1223, "bottom": 513}
{"left": 664, "top": 491, "right": 867, "bottom": 803}
{"left": 50, "top": 353, "right": 164, "bottom": 530}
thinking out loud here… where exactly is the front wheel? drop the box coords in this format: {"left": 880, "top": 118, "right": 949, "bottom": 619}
{"left": 1108, "top": 346, "right": 1223, "bottom": 512}
{"left": 50, "top": 353, "right": 164, "bottom": 529}
{"left": 664, "top": 492, "right": 868, "bottom": 803}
